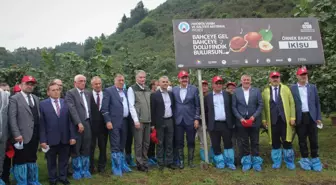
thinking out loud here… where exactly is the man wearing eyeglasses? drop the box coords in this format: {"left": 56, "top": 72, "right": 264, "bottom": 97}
{"left": 261, "top": 72, "right": 296, "bottom": 170}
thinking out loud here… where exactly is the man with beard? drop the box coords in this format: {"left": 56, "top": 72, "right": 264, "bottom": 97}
{"left": 172, "top": 70, "right": 200, "bottom": 169}
{"left": 290, "top": 67, "right": 323, "bottom": 172}
{"left": 127, "top": 70, "right": 151, "bottom": 172}
{"left": 9, "top": 76, "right": 42, "bottom": 184}
{"left": 262, "top": 72, "right": 296, "bottom": 170}
{"left": 232, "top": 75, "right": 263, "bottom": 172}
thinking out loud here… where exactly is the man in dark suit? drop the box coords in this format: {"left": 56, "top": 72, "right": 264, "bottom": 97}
{"left": 40, "top": 82, "right": 76, "bottom": 185}
{"left": 65, "top": 74, "right": 92, "bottom": 180}
{"left": 290, "top": 67, "right": 323, "bottom": 172}
{"left": 232, "top": 74, "right": 263, "bottom": 172}
{"left": 89, "top": 76, "right": 108, "bottom": 173}
{"left": 8, "top": 76, "right": 42, "bottom": 184}
{"left": 101, "top": 74, "right": 132, "bottom": 176}
{"left": 205, "top": 76, "right": 236, "bottom": 170}
{"left": 151, "top": 76, "right": 177, "bottom": 171}
{"left": 172, "top": 70, "right": 200, "bottom": 169}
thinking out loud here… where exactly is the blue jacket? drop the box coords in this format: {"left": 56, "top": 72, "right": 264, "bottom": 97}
{"left": 232, "top": 87, "right": 263, "bottom": 127}
{"left": 101, "top": 86, "right": 130, "bottom": 129}
{"left": 39, "top": 98, "right": 76, "bottom": 146}
{"left": 290, "top": 83, "right": 322, "bottom": 124}
{"left": 172, "top": 85, "right": 200, "bottom": 125}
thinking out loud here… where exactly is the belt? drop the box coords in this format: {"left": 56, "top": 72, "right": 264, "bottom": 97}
{"left": 123, "top": 117, "right": 128, "bottom": 120}
{"left": 302, "top": 112, "right": 309, "bottom": 114}
{"left": 215, "top": 120, "right": 226, "bottom": 123}
{"left": 85, "top": 118, "right": 90, "bottom": 121}
{"left": 163, "top": 117, "right": 172, "bottom": 120}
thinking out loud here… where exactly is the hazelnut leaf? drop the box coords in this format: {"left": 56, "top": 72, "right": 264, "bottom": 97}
{"left": 259, "top": 29, "right": 273, "bottom": 42}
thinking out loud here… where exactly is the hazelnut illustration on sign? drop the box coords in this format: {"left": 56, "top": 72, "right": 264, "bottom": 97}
{"left": 229, "top": 26, "right": 273, "bottom": 53}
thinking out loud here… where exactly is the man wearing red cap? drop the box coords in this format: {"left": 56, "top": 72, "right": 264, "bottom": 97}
{"left": 290, "top": 67, "right": 323, "bottom": 172}
{"left": 262, "top": 72, "right": 296, "bottom": 170}
{"left": 13, "top": 84, "right": 21, "bottom": 94}
{"left": 226, "top": 82, "right": 236, "bottom": 95}
{"left": 232, "top": 74, "right": 263, "bottom": 172}
{"left": 8, "top": 76, "right": 42, "bottom": 184}
{"left": 205, "top": 76, "right": 236, "bottom": 170}
{"left": 172, "top": 70, "right": 200, "bottom": 168}
{"left": 0, "top": 87, "right": 10, "bottom": 185}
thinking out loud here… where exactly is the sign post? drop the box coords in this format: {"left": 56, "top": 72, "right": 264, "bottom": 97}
{"left": 197, "top": 69, "right": 209, "bottom": 164}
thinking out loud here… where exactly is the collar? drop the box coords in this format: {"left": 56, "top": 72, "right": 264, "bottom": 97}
{"left": 180, "top": 85, "right": 188, "bottom": 89}
{"left": 213, "top": 90, "right": 223, "bottom": 95}
{"left": 50, "top": 97, "right": 60, "bottom": 102}
{"left": 93, "top": 90, "right": 102, "bottom": 95}
{"left": 76, "top": 88, "right": 84, "bottom": 94}
{"left": 136, "top": 82, "right": 145, "bottom": 90}
{"left": 160, "top": 88, "right": 168, "bottom": 93}
{"left": 242, "top": 87, "right": 250, "bottom": 92}
{"left": 20, "top": 91, "right": 30, "bottom": 97}
{"left": 271, "top": 86, "right": 279, "bottom": 90}
{"left": 297, "top": 82, "right": 308, "bottom": 87}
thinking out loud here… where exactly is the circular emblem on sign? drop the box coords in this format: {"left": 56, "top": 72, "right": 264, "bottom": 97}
{"left": 178, "top": 22, "right": 190, "bottom": 33}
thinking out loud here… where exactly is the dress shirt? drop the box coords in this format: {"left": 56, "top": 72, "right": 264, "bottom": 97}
{"left": 213, "top": 91, "right": 226, "bottom": 121}
{"left": 77, "top": 88, "right": 90, "bottom": 119}
{"left": 298, "top": 83, "right": 309, "bottom": 112}
{"left": 92, "top": 90, "right": 103, "bottom": 110}
{"left": 127, "top": 83, "right": 145, "bottom": 123}
{"left": 243, "top": 87, "right": 250, "bottom": 105}
{"left": 271, "top": 86, "right": 279, "bottom": 102}
{"left": 20, "top": 91, "right": 35, "bottom": 106}
{"left": 160, "top": 89, "right": 173, "bottom": 118}
{"left": 180, "top": 85, "right": 188, "bottom": 103}
{"left": 50, "top": 98, "right": 61, "bottom": 115}
{"left": 117, "top": 88, "right": 129, "bottom": 118}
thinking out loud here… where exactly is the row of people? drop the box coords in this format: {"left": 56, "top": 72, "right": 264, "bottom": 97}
{"left": 0, "top": 67, "right": 322, "bottom": 185}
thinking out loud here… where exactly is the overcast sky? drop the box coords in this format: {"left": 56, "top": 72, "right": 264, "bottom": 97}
{"left": 0, "top": 0, "right": 166, "bottom": 51}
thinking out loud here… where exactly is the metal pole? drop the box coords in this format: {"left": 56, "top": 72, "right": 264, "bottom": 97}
{"left": 197, "top": 69, "right": 209, "bottom": 163}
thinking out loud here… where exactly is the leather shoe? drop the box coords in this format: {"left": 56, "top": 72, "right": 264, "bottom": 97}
{"left": 167, "top": 164, "right": 177, "bottom": 170}
{"left": 137, "top": 165, "right": 148, "bottom": 172}
{"left": 59, "top": 179, "right": 70, "bottom": 185}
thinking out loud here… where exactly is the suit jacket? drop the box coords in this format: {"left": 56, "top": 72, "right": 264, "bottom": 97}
{"left": 90, "top": 91, "right": 105, "bottom": 134}
{"left": 8, "top": 92, "right": 40, "bottom": 144}
{"left": 150, "top": 90, "right": 175, "bottom": 128}
{"left": 205, "top": 91, "right": 234, "bottom": 131}
{"left": 65, "top": 88, "right": 91, "bottom": 126}
{"left": 232, "top": 87, "right": 263, "bottom": 127}
{"left": 101, "top": 86, "right": 129, "bottom": 129}
{"left": 172, "top": 85, "right": 200, "bottom": 125}
{"left": 290, "top": 83, "right": 322, "bottom": 124}
{"left": 0, "top": 91, "right": 9, "bottom": 141}
{"left": 39, "top": 98, "right": 76, "bottom": 146}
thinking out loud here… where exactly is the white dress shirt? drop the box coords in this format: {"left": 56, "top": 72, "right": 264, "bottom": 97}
{"left": 77, "top": 88, "right": 90, "bottom": 119}
{"left": 298, "top": 83, "right": 309, "bottom": 112}
{"left": 127, "top": 83, "right": 144, "bottom": 124}
{"left": 21, "top": 91, "right": 34, "bottom": 106}
{"left": 50, "top": 98, "right": 61, "bottom": 114}
{"left": 160, "top": 89, "right": 173, "bottom": 118}
{"left": 271, "top": 86, "right": 279, "bottom": 102}
{"left": 213, "top": 91, "right": 226, "bottom": 121}
{"left": 117, "top": 88, "right": 129, "bottom": 118}
{"left": 92, "top": 90, "right": 103, "bottom": 110}
{"left": 243, "top": 87, "right": 250, "bottom": 105}
{"left": 180, "top": 85, "right": 188, "bottom": 103}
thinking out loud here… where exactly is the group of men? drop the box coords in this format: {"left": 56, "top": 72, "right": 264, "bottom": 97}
{"left": 0, "top": 66, "right": 323, "bottom": 185}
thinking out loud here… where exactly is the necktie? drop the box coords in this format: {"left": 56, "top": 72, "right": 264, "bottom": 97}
{"left": 54, "top": 99, "right": 60, "bottom": 116}
{"left": 96, "top": 93, "right": 100, "bottom": 110}
{"left": 27, "top": 94, "right": 34, "bottom": 107}
{"left": 274, "top": 87, "right": 278, "bottom": 102}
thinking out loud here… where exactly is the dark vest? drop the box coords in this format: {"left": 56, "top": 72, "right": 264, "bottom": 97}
{"left": 270, "top": 86, "right": 285, "bottom": 125}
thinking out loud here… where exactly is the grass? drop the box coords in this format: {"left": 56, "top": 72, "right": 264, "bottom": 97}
{"left": 32, "top": 117, "right": 336, "bottom": 185}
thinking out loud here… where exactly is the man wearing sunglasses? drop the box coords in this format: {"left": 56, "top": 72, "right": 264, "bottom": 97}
{"left": 261, "top": 71, "right": 296, "bottom": 170}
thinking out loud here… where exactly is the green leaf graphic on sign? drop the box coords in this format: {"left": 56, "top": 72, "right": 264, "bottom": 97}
{"left": 259, "top": 29, "right": 273, "bottom": 42}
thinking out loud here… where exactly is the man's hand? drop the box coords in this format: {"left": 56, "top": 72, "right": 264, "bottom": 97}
{"left": 151, "top": 126, "right": 155, "bottom": 130}
{"left": 240, "top": 118, "right": 246, "bottom": 123}
{"left": 78, "top": 123, "right": 84, "bottom": 133}
{"left": 194, "top": 120, "right": 199, "bottom": 129}
{"left": 249, "top": 116, "right": 255, "bottom": 121}
{"left": 40, "top": 143, "right": 47, "bottom": 149}
{"left": 290, "top": 120, "right": 296, "bottom": 126}
{"left": 15, "top": 135, "right": 23, "bottom": 143}
{"left": 135, "top": 122, "right": 141, "bottom": 129}
{"left": 106, "top": 122, "right": 113, "bottom": 130}
{"left": 70, "top": 139, "right": 76, "bottom": 145}
{"left": 263, "top": 122, "right": 268, "bottom": 129}
{"left": 316, "top": 120, "right": 322, "bottom": 125}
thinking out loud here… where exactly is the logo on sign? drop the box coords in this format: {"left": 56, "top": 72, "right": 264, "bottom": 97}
{"left": 178, "top": 22, "right": 190, "bottom": 33}
{"left": 196, "top": 60, "right": 202, "bottom": 64}
{"left": 301, "top": 22, "right": 315, "bottom": 32}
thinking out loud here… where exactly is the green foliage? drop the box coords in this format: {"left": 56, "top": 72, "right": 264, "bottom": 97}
{"left": 139, "top": 18, "right": 158, "bottom": 37}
